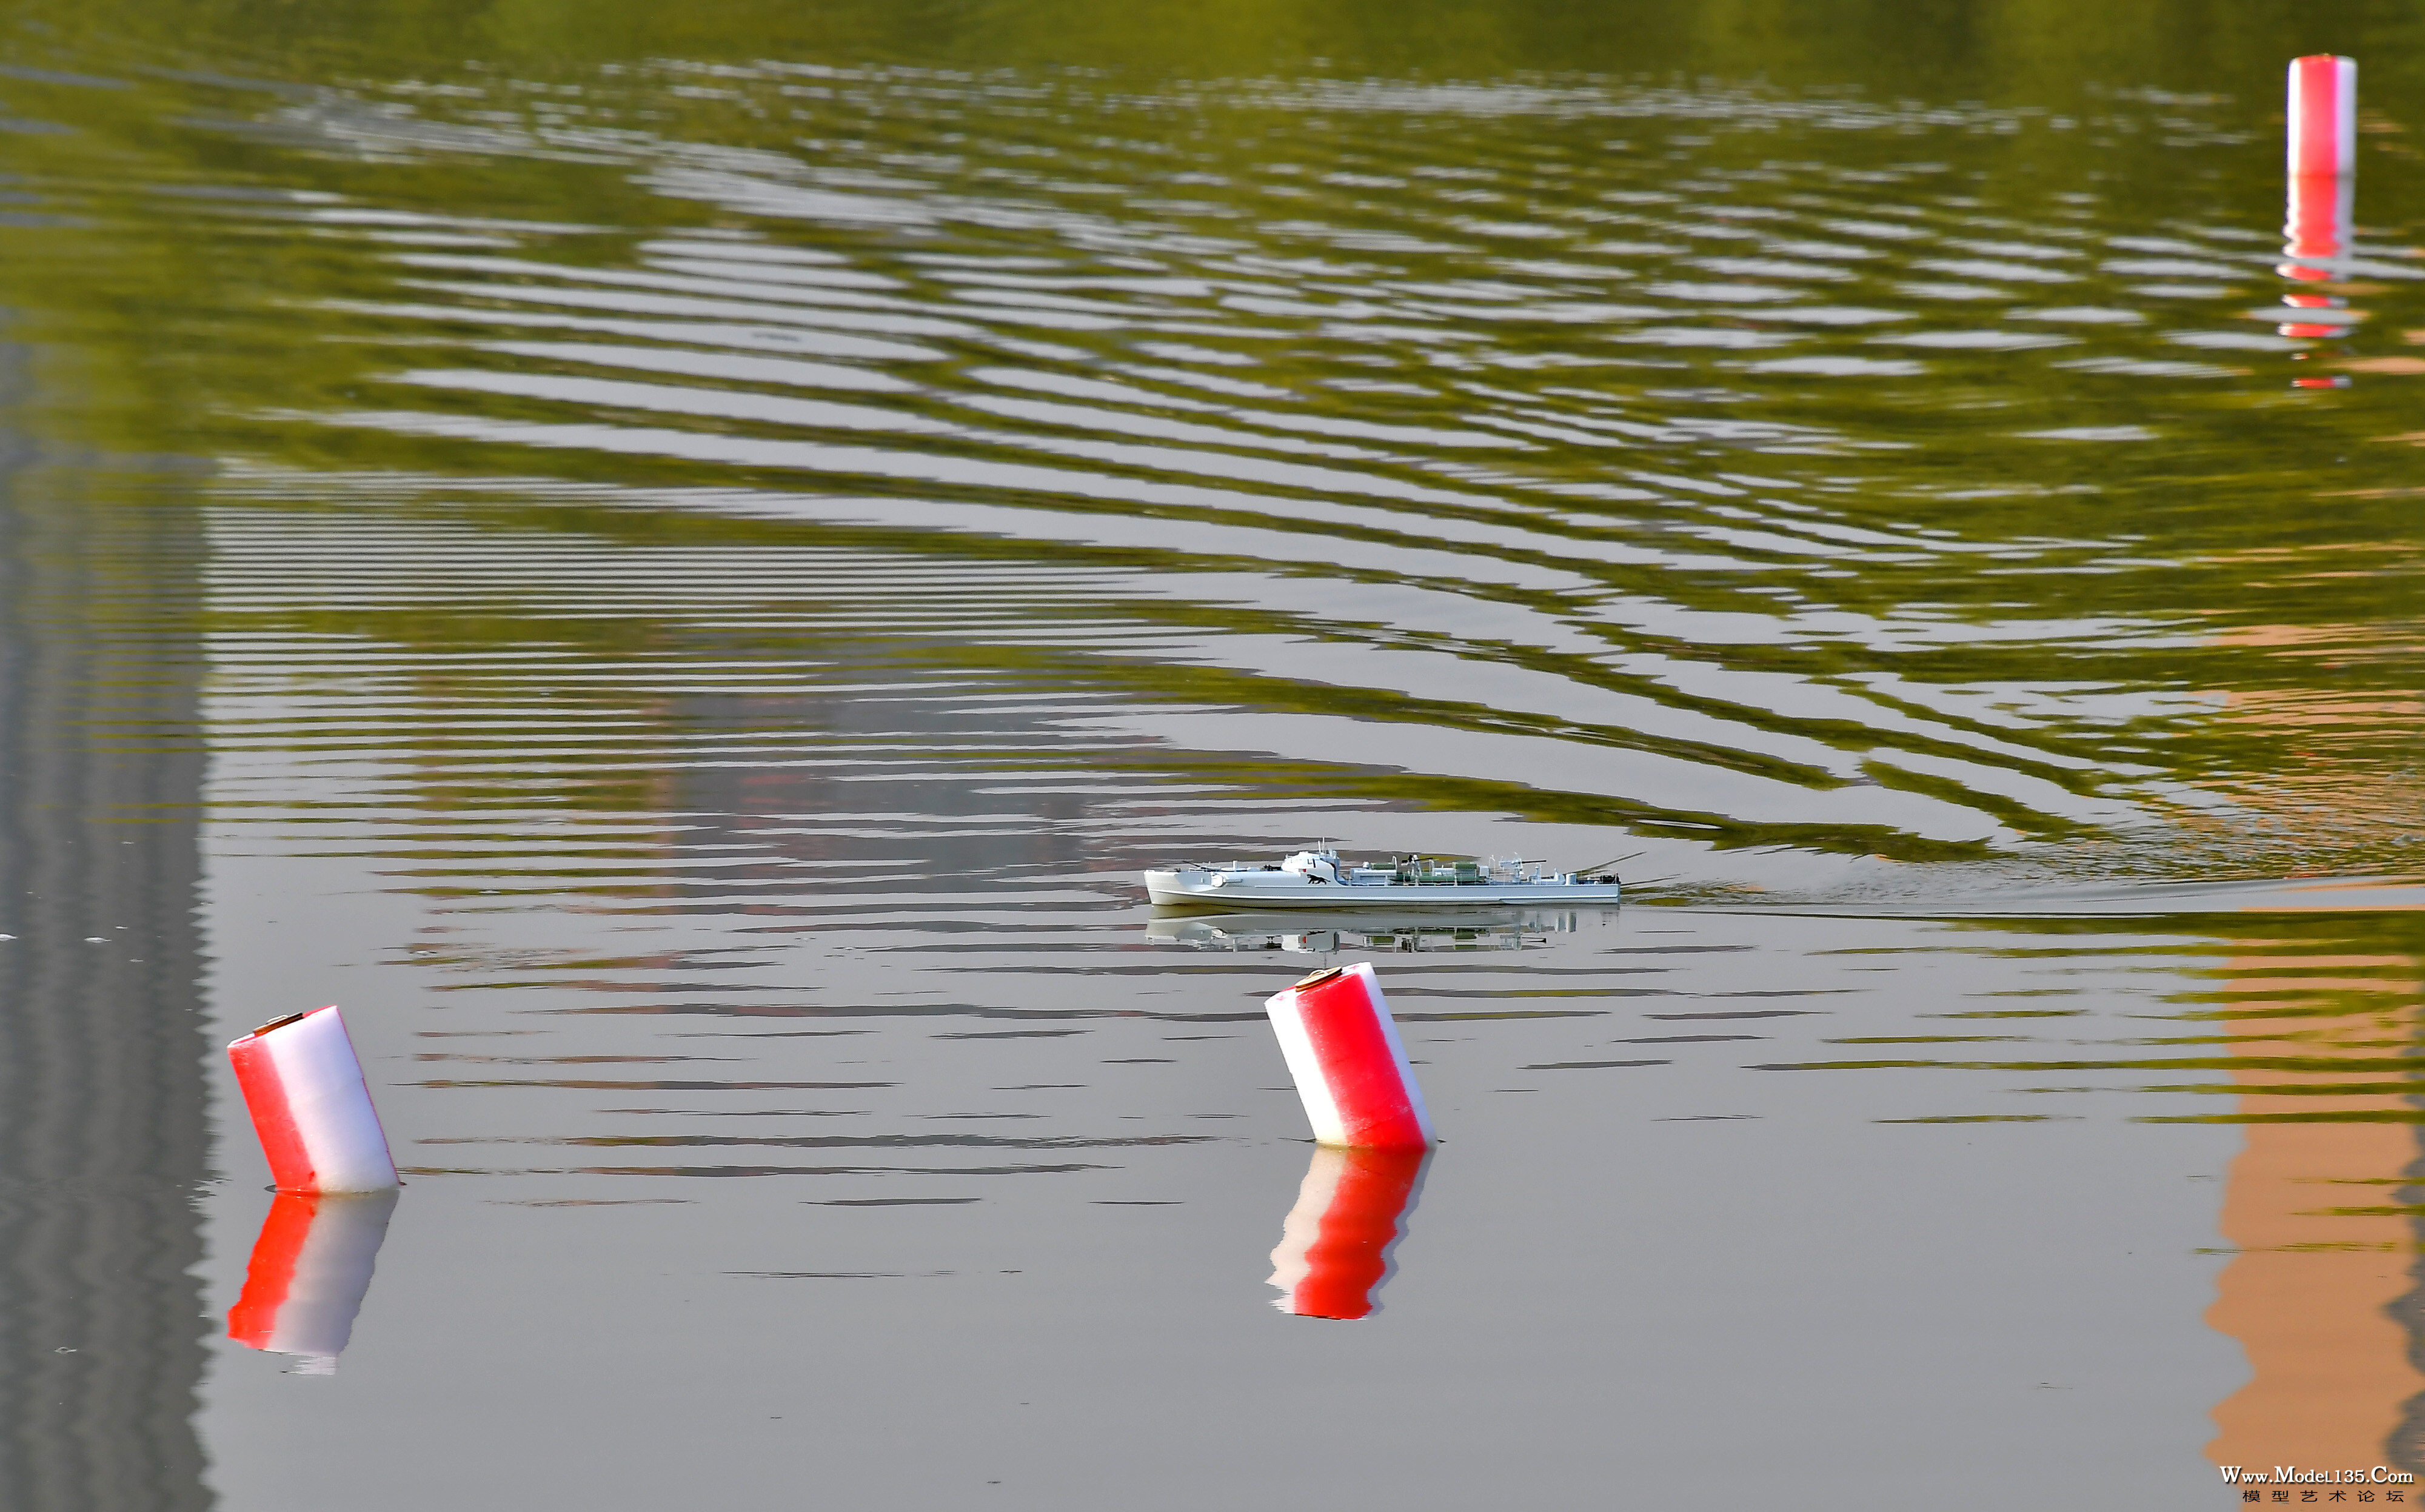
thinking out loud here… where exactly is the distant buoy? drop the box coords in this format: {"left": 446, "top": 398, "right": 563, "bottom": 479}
{"left": 2280, "top": 56, "right": 2358, "bottom": 329}
{"left": 228, "top": 1006, "right": 399, "bottom": 1193}
{"left": 2287, "top": 55, "right": 2356, "bottom": 180}
{"left": 1267, "top": 1145, "right": 1428, "bottom": 1320}
{"left": 1262, "top": 962, "right": 1434, "bottom": 1149}
{"left": 228, "top": 1189, "right": 399, "bottom": 1374}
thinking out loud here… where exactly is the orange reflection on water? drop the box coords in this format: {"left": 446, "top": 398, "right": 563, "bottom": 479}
{"left": 2205, "top": 946, "right": 2424, "bottom": 1477}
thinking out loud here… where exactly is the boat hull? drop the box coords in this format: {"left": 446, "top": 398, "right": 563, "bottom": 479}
{"left": 1143, "top": 870, "right": 1621, "bottom": 909}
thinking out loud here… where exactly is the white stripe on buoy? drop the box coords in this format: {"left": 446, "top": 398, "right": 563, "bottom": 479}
{"left": 228, "top": 1006, "right": 399, "bottom": 1193}
{"left": 1263, "top": 962, "right": 1434, "bottom": 1149}
{"left": 1266, "top": 1144, "right": 1428, "bottom": 1320}
{"left": 2287, "top": 55, "right": 2356, "bottom": 179}
{"left": 228, "top": 1189, "right": 399, "bottom": 1374}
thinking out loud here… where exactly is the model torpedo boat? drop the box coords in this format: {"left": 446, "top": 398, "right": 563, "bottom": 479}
{"left": 1143, "top": 848, "right": 1622, "bottom": 909}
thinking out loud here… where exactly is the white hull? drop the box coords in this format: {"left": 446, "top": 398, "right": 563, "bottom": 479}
{"left": 1144, "top": 869, "right": 1621, "bottom": 909}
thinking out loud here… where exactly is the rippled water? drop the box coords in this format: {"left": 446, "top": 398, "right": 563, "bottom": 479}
{"left": 4, "top": 3, "right": 2425, "bottom": 1507}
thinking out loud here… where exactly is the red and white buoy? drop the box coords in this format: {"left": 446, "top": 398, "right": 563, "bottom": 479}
{"left": 1266, "top": 1144, "right": 1428, "bottom": 1320}
{"left": 228, "top": 1189, "right": 400, "bottom": 1374}
{"left": 2283, "top": 56, "right": 2358, "bottom": 287}
{"left": 228, "top": 1006, "right": 399, "bottom": 1193}
{"left": 2287, "top": 55, "right": 2356, "bottom": 181}
{"left": 1262, "top": 963, "right": 1434, "bottom": 1150}
{"left": 2280, "top": 56, "right": 2359, "bottom": 350}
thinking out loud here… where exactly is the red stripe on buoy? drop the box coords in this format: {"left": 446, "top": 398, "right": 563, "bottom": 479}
{"left": 227, "top": 1192, "right": 319, "bottom": 1348}
{"left": 1271, "top": 1146, "right": 1428, "bottom": 1320}
{"left": 1294, "top": 969, "right": 1427, "bottom": 1148}
{"left": 230, "top": 1024, "right": 318, "bottom": 1193}
{"left": 1265, "top": 963, "right": 1434, "bottom": 1149}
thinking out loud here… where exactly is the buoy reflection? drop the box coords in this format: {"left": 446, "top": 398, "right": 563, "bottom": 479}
{"left": 1266, "top": 1145, "right": 1430, "bottom": 1320}
{"left": 227, "top": 1189, "right": 399, "bottom": 1374}
{"left": 2278, "top": 95, "right": 2356, "bottom": 344}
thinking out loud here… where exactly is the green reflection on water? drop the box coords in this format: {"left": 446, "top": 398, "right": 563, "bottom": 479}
{"left": 2, "top": 0, "right": 2423, "bottom": 886}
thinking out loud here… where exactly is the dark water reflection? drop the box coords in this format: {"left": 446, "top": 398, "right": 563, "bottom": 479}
{"left": 0, "top": 403, "right": 210, "bottom": 1502}
{"left": 5, "top": 1, "right": 2425, "bottom": 1506}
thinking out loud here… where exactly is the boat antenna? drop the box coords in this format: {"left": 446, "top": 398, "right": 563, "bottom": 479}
{"left": 1571, "top": 850, "right": 1646, "bottom": 875}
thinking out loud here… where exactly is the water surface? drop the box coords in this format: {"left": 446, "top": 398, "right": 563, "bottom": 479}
{"left": 3, "top": 2, "right": 2424, "bottom": 1505}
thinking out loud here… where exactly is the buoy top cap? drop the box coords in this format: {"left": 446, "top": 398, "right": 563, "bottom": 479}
{"left": 235, "top": 1005, "right": 334, "bottom": 1045}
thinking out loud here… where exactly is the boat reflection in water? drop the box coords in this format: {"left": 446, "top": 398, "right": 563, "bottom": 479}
{"left": 1267, "top": 1145, "right": 1432, "bottom": 1321}
{"left": 1147, "top": 908, "right": 1611, "bottom": 957}
{"left": 227, "top": 1191, "right": 400, "bottom": 1375}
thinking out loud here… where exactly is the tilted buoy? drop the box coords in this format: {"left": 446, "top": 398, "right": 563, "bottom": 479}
{"left": 1266, "top": 1144, "right": 1429, "bottom": 1320}
{"left": 227, "top": 1189, "right": 400, "bottom": 1374}
{"left": 228, "top": 1006, "right": 399, "bottom": 1193}
{"left": 1263, "top": 962, "right": 1434, "bottom": 1149}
